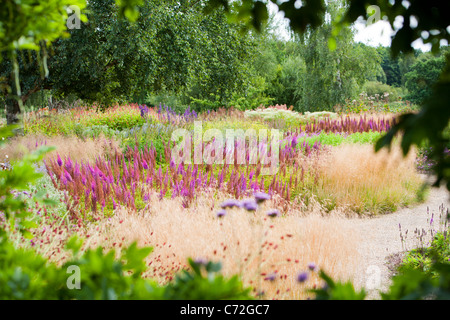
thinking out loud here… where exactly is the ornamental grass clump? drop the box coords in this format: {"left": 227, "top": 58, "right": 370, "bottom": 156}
{"left": 75, "top": 191, "right": 361, "bottom": 300}
{"left": 311, "top": 144, "right": 425, "bottom": 215}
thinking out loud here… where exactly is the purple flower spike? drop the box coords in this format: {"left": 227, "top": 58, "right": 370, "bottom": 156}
{"left": 57, "top": 154, "right": 63, "bottom": 166}
{"left": 216, "top": 209, "right": 226, "bottom": 218}
{"left": 220, "top": 199, "right": 241, "bottom": 209}
{"left": 297, "top": 272, "right": 308, "bottom": 283}
{"left": 254, "top": 191, "right": 270, "bottom": 203}
{"left": 291, "top": 135, "right": 299, "bottom": 148}
{"left": 241, "top": 199, "right": 258, "bottom": 211}
{"left": 266, "top": 209, "right": 280, "bottom": 218}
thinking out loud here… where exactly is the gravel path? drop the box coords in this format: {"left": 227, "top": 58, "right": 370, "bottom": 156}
{"left": 350, "top": 176, "right": 449, "bottom": 299}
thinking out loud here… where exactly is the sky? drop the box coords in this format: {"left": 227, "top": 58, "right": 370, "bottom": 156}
{"left": 267, "top": 2, "right": 435, "bottom": 52}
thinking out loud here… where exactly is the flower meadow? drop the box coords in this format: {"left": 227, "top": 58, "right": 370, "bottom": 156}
{"left": 0, "top": 103, "right": 430, "bottom": 299}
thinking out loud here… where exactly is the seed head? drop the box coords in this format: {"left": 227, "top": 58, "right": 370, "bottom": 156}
{"left": 266, "top": 209, "right": 280, "bottom": 218}
{"left": 220, "top": 199, "right": 241, "bottom": 209}
{"left": 216, "top": 209, "right": 226, "bottom": 218}
{"left": 254, "top": 191, "right": 270, "bottom": 203}
{"left": 241, "top": 199, "right": 258, "bottom": 211}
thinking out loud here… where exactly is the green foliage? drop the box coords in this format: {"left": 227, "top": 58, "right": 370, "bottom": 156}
{"left": 244, "top": 108, "right": 337, "bottom": 127}
{"left": 0, "top": 0, "right": 87, "bottom": 54}
{"left": 84, "top": 108, "right": 145, "bottom": 131}
{"left": 78, "top": 125, "right": 117, "bottom": 139}
{"left": 310, "top": 258, "right": 450, "bottom": 300}
{"left": 161, "top": 258, "right": 253, "bottom": 300}
{"left": 301, "top": 131, "right": 384, "bottom": 147}
{"left": 362, "top": 81, "right": 404, "bottom": 102}
{"left": 294, "top": 2, "right": 380, "bottom": 112}
{"left": 376, "top": 46, "right": 403, "bottom": 87}
{"left": 0, "top": 125, "right": 56, "bottom": 238}
{"left": 0, "top": 0, "right": 87, "bottom": 125}
{"left": 0, "top": 236, "right": 65, "bottom": 299}
{"left": 245, "top": 108, "right": 303, "bottom": 126}
{"left": 119, "top": 121, "right": 178, "bottom": 164}
{"left": 309, "top": 270, "right": 367, "bottom": 300}
{"left": 2, "top": 0, "right": 260, "bottom": 114}
{"left": 228, "top": 76, "right": 274, "bottom": 110}
{"left": 381, "top": 263, "right": 450, "bottom": 300}
{"left": 0, "top": 234, "right": 253, "bottom": 300}
{"left": 184, "top": 9, "right": 256, "bottom": 110}
{"left": 397, "top": 232, "right": 450, "bottom": 277}
{"left": 265, "top": 55, "right": 305, "bottom": 109}
{"left": 375, "top": 55, "right": 450, "bottom": 191}
{"left": 404, "top": 54, "right": 447, "bottom": 103}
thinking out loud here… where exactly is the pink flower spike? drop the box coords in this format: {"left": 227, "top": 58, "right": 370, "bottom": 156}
{"left": 57, "top": 154, "right": 63, "bottom": 166}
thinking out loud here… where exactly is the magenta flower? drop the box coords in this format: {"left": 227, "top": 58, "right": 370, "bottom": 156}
{"left": 57, "top": 154, "right": 63, "bottom": 166}
{"left": 64, "top": 170, "right": 72, "bottom": 182}
{"left": 291, "top": 135, "right": 299, "bottom": 148}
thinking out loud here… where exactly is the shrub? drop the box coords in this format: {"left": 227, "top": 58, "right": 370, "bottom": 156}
{"left": 362, "top": 81, "right": 403, "bottom": 102}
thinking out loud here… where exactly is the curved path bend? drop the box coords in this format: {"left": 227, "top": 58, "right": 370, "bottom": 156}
{"left": 351, "top": 178, "right": 449, "bottom": 299}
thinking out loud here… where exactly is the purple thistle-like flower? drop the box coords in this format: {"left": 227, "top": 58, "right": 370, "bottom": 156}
{"left": 297, "top": 272, "right": 308, "bottom": 283}
{"left": 241, "top": 199, "right": 258, "bottom": 211}
{"left": 142, "top": 160, "right": 149, "bottom": 170}
{"left": 220, "top": 199, "right": 241, "bottom": 209}
{"left": 216, "top": 209, "right": 227, "bottom": 218}
{"left": 254, "top": 191, "right": 270, "bottom": 203}
{"left": 308, "top": 263, "right": 317, "bottom": 272}
{"left": 194, "top": 257, "right": 208, "bottom": 266}
{"left": 266, "top": 209, "right": 280, "bottom": 218}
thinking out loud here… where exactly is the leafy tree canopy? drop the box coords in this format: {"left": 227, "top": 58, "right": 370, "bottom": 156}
{"left": 205, "top": 0, "right": 450, "bottom": 191}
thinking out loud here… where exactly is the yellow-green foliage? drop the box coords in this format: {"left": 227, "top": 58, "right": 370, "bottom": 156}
{"left": 244, "top": 109, "right": 338, "bottom": 127}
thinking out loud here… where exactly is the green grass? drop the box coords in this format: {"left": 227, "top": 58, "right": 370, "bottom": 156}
{"left": 300, "top": 131, "right": 384, "bottom": 147}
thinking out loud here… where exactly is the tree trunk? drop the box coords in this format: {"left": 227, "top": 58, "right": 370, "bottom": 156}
{"left": 5, "top": 97, "right": 24, "bottom": 135}
{"left": 6, "top": 97, "right": 20, "bottom": 125}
